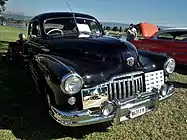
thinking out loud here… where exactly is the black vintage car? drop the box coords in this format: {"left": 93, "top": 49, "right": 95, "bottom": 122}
{"left": 23, "top": 12, "right": 175, "bottom": 127}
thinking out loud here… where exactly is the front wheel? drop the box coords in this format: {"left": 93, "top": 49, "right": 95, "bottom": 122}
{"left": 44, "top": 83, "right": 56, "bottom": 112}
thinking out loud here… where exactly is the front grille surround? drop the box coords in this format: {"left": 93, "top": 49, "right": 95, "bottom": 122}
{"left": 99, "top": 71, "right": 145, "bottom": 101}
{"left": 81, "top": 70, "right": 165, "bottom": 102}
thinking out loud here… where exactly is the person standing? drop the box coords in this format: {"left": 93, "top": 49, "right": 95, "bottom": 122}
{"left": 126, "top": 23, "right": 137, "bottom": 41}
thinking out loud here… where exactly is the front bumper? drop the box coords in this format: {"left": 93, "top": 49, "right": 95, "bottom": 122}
{"left": 49, "top": 84, "right": 174, "bottom": 127}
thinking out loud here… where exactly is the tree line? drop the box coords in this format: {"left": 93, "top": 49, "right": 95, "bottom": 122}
{"left": 103, "top": 26, "right": 124, "bottom": 32}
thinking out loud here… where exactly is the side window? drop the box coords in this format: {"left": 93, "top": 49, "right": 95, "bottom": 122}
{"left": 28, "top": 22, "right": 33, "bottom": 35}
{"left": 175, "top": 33, "right": 187, "bottom": 41}
{"left": 89, "top": 21, "right": 100, "bottom": 34}
{"left": 35, "top": 24, "right": 41, "bottom": 36}
{"left": 29, "top": 21, "right": 41, "bottom": 37}
{"left": 157, "top": 33, "right": 174, "bottom": 40}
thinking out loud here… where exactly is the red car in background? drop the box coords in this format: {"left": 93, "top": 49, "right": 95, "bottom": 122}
{"left": 130, "top": 28, "right": 187, "bottom": 66}
{"left": 135, "top": 22, "right": 158, "bottom": 38}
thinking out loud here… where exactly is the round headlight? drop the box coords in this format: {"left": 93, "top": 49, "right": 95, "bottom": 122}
{"left": 164, "top": 58, "right": 175, "bottom": 74}
{"left": 60, "top": 73, "right": 83, "bottom": 95}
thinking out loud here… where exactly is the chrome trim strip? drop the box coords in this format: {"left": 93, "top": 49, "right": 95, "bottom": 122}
{"left": 118, "top": 81, "right": 122, "bottom": 100}
{"left": 114, "top": 81, "right": 117, "bottom": 99}
{"left": 127, "top": 79, "right": 130, "bottom": 97}
{"left": 109, "top": 82, "right": 112, "bottom": 100}
{"left": 123, "top": 81, "right": 126, "bottom": 99}
{"left": 110, "top": 71, "right": 144, "bottom": 80}
{"left": 132, "top": 76, "right": 135, "bottom": 94}
{"left": 140, "top": 76, "right": 143, "bottom": 92}
{"left": 44, "top": 17, "right": 97, "bottom": 23}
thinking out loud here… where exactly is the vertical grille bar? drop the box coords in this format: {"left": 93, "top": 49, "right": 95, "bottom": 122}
{"left": 137, "top": 78, "right": 141, "bottom": 92}
{"left": 134, "top": 78, "right": 138, "bottom": 93}
{"left": 114, "top": 81, "right": 117, "bottom": 99}
{"left": 123, "top": 81, "right": 126, "bottom": 99}
{"left": 132, "top": 76, "right": 135, "bottom": 94}
{"left": 140, "top": 76, "right": 143, "bottom": 92}
{"left": 109, "top": 82, "right": 112, "bottom": 100}
{"left": 127, "top": 79, "right": 130, "bottom": 98}
{"left": 118, "top": 81, "right": 122, "bottom": 99}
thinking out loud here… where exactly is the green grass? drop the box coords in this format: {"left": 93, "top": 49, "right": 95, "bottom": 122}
{"left": 0, "top": 26, "right": 27, "bottom": 52}
{"left": 0, "top": 26, "right": 187, "bottom": 140}
{"left": 0, "top": 26, "right": 27, "bottom": 42}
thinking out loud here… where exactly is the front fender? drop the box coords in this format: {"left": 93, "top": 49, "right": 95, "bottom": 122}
{"left": 35, "top": 54, "right": 75, "bottom": 106}
{"left": 138, "top": 50, "right": 169, "bottom": 72}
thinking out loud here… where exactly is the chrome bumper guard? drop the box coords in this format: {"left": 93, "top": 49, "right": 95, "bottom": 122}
{"left": 49, "top": 84, "right": 174, "bottom": 127}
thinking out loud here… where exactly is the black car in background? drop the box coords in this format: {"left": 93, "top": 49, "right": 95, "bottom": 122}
{"left": 23, "top": 12, "right": 175, "bottom": 127}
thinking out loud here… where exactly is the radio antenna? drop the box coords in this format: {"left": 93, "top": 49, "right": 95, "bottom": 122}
{"left": 65, "top": 1, "right": 79, "bottom": 34}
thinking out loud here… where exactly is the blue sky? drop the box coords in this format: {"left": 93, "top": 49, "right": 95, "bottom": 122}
{"left": 5, "top": 0, "right": 187, "bottom": 26}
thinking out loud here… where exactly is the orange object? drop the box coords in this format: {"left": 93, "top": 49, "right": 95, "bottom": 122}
{"left": 136, "top": 22, "right": 158, "bottom": 37}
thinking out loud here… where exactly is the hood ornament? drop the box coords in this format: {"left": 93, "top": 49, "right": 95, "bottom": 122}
{"left": 127, "top": 57, "right": 135, "bottom": 66}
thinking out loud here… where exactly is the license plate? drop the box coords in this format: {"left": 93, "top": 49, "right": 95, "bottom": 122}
{"left": 129, "top": 106, "right": 146, "bottom": 118}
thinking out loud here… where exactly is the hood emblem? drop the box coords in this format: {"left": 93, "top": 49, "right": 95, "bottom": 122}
{"left": 127, "top": 57, "right": 135, "bottom": 67}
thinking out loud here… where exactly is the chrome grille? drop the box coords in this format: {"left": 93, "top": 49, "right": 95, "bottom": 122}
{"left": 99, "top": 71, "right": 144, "bottom": 101}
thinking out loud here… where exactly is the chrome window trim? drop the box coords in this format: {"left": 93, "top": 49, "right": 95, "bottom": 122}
{"left": 43, "top": 16, "right": 102, "bottom": 36}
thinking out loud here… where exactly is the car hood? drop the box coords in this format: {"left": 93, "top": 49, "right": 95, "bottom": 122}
{"left": 45, "top": 35, "right": 137, "bottom": 53}
{"left": 44, "top": 35, "right": 146, "bottom": 87}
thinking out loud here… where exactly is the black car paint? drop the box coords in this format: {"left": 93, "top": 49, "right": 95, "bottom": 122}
{"left": 24, "top": 12, "right": 169, "bottom": 111}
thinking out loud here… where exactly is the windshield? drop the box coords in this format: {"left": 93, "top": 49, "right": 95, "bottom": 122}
{"left": 43, "top": 17, "right": 103, "bottom": 36}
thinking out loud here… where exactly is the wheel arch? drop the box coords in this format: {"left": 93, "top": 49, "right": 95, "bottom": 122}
{"left": 35, "top": 54, "right": 75, "bottom": 105}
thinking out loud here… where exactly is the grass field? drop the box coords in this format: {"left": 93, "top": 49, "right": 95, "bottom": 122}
{"left": 0, "top": 26, "right": 187, "bottom": 140}
{"left": 0, "top": 26, "right": 27, "bottom": 52}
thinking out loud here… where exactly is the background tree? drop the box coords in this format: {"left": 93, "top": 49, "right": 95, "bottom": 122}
{"left": 0, "top": 0, "right": 8, "bottom": 12}
{"left": 112, "top": 26, "right": 118, "bottom": 31}
{"left": 105, "top": 26, "right": 111, "bottom": 30}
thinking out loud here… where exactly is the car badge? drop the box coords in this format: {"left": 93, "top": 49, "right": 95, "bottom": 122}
{"left": 127, "top": 57, "right": 135, "bottom": 67}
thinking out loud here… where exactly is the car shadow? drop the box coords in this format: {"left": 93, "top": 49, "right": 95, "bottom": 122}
{"left": 170, "top": 81, "right": 187, "bottom": 89}
{"left": 175, "top": 65, "right": 187, "bottom": 75}
{"left": 0, "top": 60, "right": 110, "bottom": 140}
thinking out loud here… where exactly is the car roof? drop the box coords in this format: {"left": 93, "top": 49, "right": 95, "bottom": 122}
{"left": 154, "top": 27, "right": 187, "bottom": 36}
{"left": 159, "top": 27, "right": 187, "bottom": 33}
{"left": 31, "top": 12, "right": 97, "bottom": 21}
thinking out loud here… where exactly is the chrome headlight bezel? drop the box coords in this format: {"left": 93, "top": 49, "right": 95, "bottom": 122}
{"left": 164, "top": 58, "right": 176, "bottom": 74}
{"left": 60, "top": 73, "right": 84, "bottom": 95}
